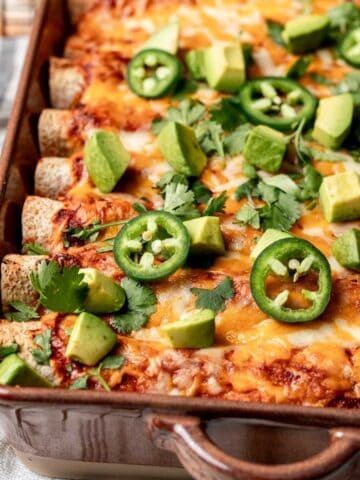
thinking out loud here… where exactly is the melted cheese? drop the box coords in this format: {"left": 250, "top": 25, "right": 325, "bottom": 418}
{"left": 27, "top": 0, "right": 360, "bottom": 403}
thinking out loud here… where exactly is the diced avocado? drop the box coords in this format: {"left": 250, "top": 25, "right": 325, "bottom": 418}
{"left": 80, "top": 268, "right": 126, "bottom": 314}
{"left": 157, "top": 121, "right": 207, "bottom": 177}
{"left": 319, "top": 171, "right": 360, "bottom": 222}
{"left": 0, "top": 354, "right": 52, "bottom": 387}
{"left": 185, "top": 49, "right": 206, "bottom": 80}
{"left": 183, "top": 216, "right": 225, "bottom": 255}
{"left": 250, "top": 229, "right": 292, "bottom": 260}
{"left": 332, "top": 228, "right": 360, "bottom": 271}
{"left": 203, "top": 42, "right": 245, "bottom": 93}
{"left": 84, "top": 130, "right": 131, "bottom": 193}
{"left": 140, "top": 21, "right": 180, "bottom": 54}
{"left": 65, "top": 312, "right": 118, "bottom": 367}
{"left": 161, "top": 309, "right": 215, "bottom": 348}
{"left": 243, "top": 125, "right": 287, "bottom": 173}
{"left": 312, "top": 94, "right": 354, "bottom": 150}
{"left": 282, "top": 15, "right": 329, "bottom": 54}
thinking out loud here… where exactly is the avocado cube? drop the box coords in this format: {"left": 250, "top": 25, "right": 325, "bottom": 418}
{"left": 183, "top": 216, "right": 225, "bottom": 255}
{"left": 185, "top": 49, "right": 206, "bottom": 80}
{"left": 332, "top": 228, "right": 360, "bottom": 271}
{"left": 84, "top": 130, "right": 131, "bottom": 194}
{"left": 66, "top": 312, "right": 118, "bottom": 366}
{"left": 282, "top": 15, "right": 329, "bottom": 54}
{"left": 203, "top": 42, "right": 245, "bottom": 93}
{"left": 312, "top": 94, "right": 354, "bottom": 150}
{"left": 140, "top": 21, "right": 180, "bottom": 54}
{"left": 243, "top": 126, "right": 287, "bottom": 173}
{"left": 80, "top": 268, "right": 126, "bottom": 314}
{"left": 157, "top": 122, "right": 207, "bottom": 177}
{"left": 251, "top": 229, "right": 292, "bottom": 260}
{"left": 320, "top": 171, "right": 360, "bottom": 222}
{"left": 161, "top": 309, "right": 215, "bottom": 348}
{"left": 0, "top": 354, "right": 52, "bottom": 387}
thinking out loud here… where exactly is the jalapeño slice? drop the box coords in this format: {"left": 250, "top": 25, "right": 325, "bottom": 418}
{"left": 113, "top": 211, "right": 190, "bottom": 281}
{"left": 250, "top": 238, "right": 332, "bottom": 323}
{"left": 238, "top": 77, "right": 317, "bottom": 131}
{"left": 340, "top": 28, "right": 360, "bottom": 68}
{"left": 127, "top": 48, "right": 182, "bottom": 99}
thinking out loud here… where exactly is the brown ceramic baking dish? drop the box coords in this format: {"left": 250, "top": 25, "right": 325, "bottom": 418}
{"left": 1, "top": 1, "right": 360, "bottom": 479}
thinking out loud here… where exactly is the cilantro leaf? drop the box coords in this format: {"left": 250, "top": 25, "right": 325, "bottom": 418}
{"left": 156, "top": 174, "right": 212, "bottom": 205}
{"left": 210, "top": 97, "right": 246, "bottom": 130}
{"left": 235, "top": 180, "right": 301, "bottom": 231}
{"left": 191, "top": 277, "right": 234, "bottom": 314}
{"left": 328, "top": 3, "right": 360, "bottom": 42}
{"left": 332, "top": 72, "right": 360, "bottom": 108}
{"left": 172, "top": 78, "right": 199, "bottom": 100}
{"left": 259, "top": 192, "right": 301, "bottom": 231}
{"left": 309, "top": 73, "right": 334, "bottom": 86}
{"left": 266, "top": 20, "right": 285, "bottom": 46}
{"left": 5, "top": 301, "right": 39, "bottom": 322}
{"left": 287, "top": 56, "right": 313, "bottom": 79}
{"left": 163, "top": 183, "right": 200, "bottom": 220}
{"left": 32, "top": 328, "right": 52, "bottom": 365}
{"left": 63, "top": 219, "right": 125, "bottom": 247}
{"left": 69, "top": 375, "right": 89, "bottom": 390}
{"left": 298, "top": 164, "right": 323, "bottom": 201}
{"left": 203, "top": 192, "right": 228, "bottom": 216}
{"left": 0, "top": 343, "right": 19, "bottom": 359}
{"left": 156, "top": 172, "right": 188, "bottom": 197}
{"left": 24, "top": 243, "right": 49, "bottom": 256}
{"left": 235, "top": 179, "right": 259, "bottom": 200}
{"left": 133, "top": 202, "right": 148, "bottom": 214}
{"left": 99, "top": 355, "right": 125, "bottom": 370}
{"left": 223, "top": 124, "right": 251, "bottom": 155}
{"left": 195, "top": 121, "right": 225, "bottom": 157}
{"left": 111, "top": 278, "right": 157, "bottom": 334}
{"left": 190, "top": 180, "right": 212, "bottom": 204}
{"left": 30, "top": 261, "right": 88, "bottom": 314}
{"left": 235, "top": 204, "right": 261, "bottom": 229}
{"left": 151, "top": 99, "right": 206, "bottom": 135}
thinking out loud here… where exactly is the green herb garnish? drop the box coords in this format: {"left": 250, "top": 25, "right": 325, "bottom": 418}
{"left": 32, "top": 328, "right": 52, "bottom": 365}
{"left": 191, "top": 277, "right": 234, "bottom": 314}
{"left": 5, "top": 301, "right": 39, "bottom": 322}
{"left": 111, "top": 278, "right": 157, "bottom": 334}
{"left": 24, "top": 243, "right": 49, "bottom": 256}
{"left": 30, "top": 261, "right": 88, "bottom": 314}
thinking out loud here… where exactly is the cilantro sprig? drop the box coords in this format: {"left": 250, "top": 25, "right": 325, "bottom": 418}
{"left": 69, "top": 354, "right": 125, "bottom": 391}
{"left": 191, "top": 277, "right": 234, "bottom": 314}
{"left": 266, "top": 20, "right": 285, "bottom": 46}
{"left": 111, "top": 278, "right": 157, "bottom": 334}
{"left": 235, "top": 179, "right": 302, "bottom": 231}
{"left": 24, "top": 243, "right": 49, "bottom": 256}
{"left": 0, "top": 343, "right": 19, "bottom": 359}
{"left": 159, "top": 174, "right": 228, "bottom": 219}
{"left": 63, "top": 219, "right": 126, "bottom": 248}
{"left": 30, "top": 261, "right": 88, "bottom": 314}
{"left": 32, "top": 328, "right": 52, "bottom": 365}
{"left": 5, "top": 301, "right": 40, "bottom": 322}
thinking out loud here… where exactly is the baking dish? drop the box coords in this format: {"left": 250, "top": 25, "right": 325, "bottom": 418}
{"left": 1, "top": 1, "right": 360, "bottom": 479}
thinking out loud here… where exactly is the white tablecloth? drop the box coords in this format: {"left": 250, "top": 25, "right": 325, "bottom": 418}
{"left": 0, "top": 34, "right": 61, "bottom": 480}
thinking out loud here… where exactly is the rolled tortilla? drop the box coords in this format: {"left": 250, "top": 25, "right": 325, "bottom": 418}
{"left": 1, "top": 254, "right": 45, "bottom": 310}
{"left": 49, "top": 57, "right": 86, "bottom": 109}
{"left": 35, "top": 157, "right": 75, "bottom": 198}
{"left": 67, "top": 0, "right": 94, "bottom": 24}
{"left": 0, "top": 319, "right": 59, "bottom": 385}
{"left": 38, "top": 109, "right": 81, "bottom": 157}
{"left": 22, "top": 196, "right": 63, "bottom": 250}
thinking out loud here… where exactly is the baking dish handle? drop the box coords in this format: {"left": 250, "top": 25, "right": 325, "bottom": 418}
{"left": 147, "top": 414, "right": 360, "bottom": 480}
